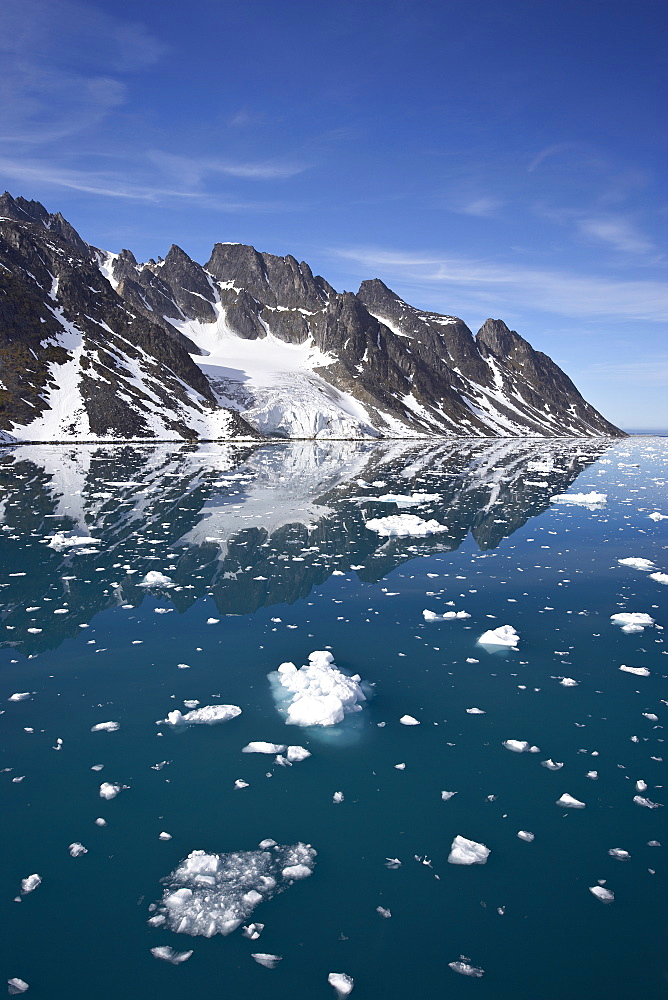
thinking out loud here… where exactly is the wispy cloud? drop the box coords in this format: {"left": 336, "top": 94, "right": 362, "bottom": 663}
{"left": 528, "top": 142, "right": 582, "bottom": 173}
{"left": 584, "top": 357, "right": 668, "bottom": 385}
{"left": 454, "top": 196, "right": 505, "bottom": 218}
{"left": 577, "top": 215, "right": 656, "bottom": 255}
{"left": 331, "top": 245, "right": 668, "bottom": 323}
{"left": 147, "top": 150, "right": 309, "bottom": 184}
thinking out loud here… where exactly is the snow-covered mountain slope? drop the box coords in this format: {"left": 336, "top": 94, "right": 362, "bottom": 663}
{"left": 0, "top": 192, "right": 623, "bottom": 441}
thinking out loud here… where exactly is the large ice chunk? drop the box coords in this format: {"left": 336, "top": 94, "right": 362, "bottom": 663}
{"left": 268, "top": 651, "right": 366, "bottom": 727}
{"left": 617, "top": 557, "right": 655, "bottom": 571}
{"left": 551, "top": 491, "right": 606, "bottom": 506}
{"left": 448, "top": 835, "right": 490, "bottom": 865}
{"left": 449, "top": 960, "right": 484, "bottom": 977}
{"left": 364, "top": 514, "right": 448, "bottom": 537}
{"left": 589, "top": 886, "right": 614, "bottom": 903}
{"left": 328, "top": 972, "right": 355, "bottom": 995}
{"left": 20, "top": 874, "right": 41, "bottom": 895}
{"left": 47, "top": 532, "right": 99, "bottom": 551}
{"left": 619, "top": 665, "right": 650, "bottom": 677}
{"left": 160, "top": 705, "right": 242, "bottom": 726}
{"left": 610, "top": 612, "right": 654, "bottom": 633}
{"left": 556, "top": 793, "right": 585, "bottom": 808}
{"left": 138, "top": 571, "right": 175, "bottom": 588}
{"left": 242, "top": 742, "right": 286, "bottom": 754}
{"left": 478, "top": 625, "right": 519, "bottom": 648}
{"left": 150, "top": 843, "right": 316, "bottom": 938}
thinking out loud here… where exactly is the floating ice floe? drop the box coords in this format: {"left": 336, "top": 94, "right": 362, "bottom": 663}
{"left": 149, "top": 844, "right": 316, "bottom": 938}
{"left": 503, "top": 740, "right": 539, "bottom": 753}
{"left": 150, "top": 946, "right": 193, "bottom": 963}
{"left": 478, "top": 625, "right": 519, "bottom": 648}
{"left": 608, "top": 848, "right": 631, "bottom": 860}
{"left": 242, "top": 742, "right": 286, "bottom": 754}
{"left": 619, "top": 664, "right": 650, "bottom": 676}
{"left": 90, "top": 721, "right": 120, "bottom": 733}
{"left": 649, "top": 511, "right": 668, "bottom": 521}
{"left": 610, "top": 612, "right": 654, "bottom": 633}
{"left": 441, "top": 791, "right": 457, "bottom": 801}
{"left": 252, "top": 954, "right": 282, "bottom": 969}
{"left": 423, "top": 609, "right": 470, "bottom": 621}
{"left": 649, "top": 571, "right": 668, "bottom": 585}
{"left": 636, "top": 779, "right": 647, "bottom": 792}
{"left": 286, "top": 746, "right": 311, "bottom": 762}
{"left": 328, "top": 972, "right": 354, "bottom": 996}
{"left": 234, "top": 780, "right": 249, "bottom": 790}
{"left": 589, "top": 886, "right": 614, "bottom": 903}
{"left": 99, "top": 782, "right": 126, "bottom": 800}
{"left": 20, "top": 874, "right": 41, "bottom": 895}
{"left": 242, "top": 922, "right": 264, "bottom": 939}
{"left": 7, "top": 978, "right": 29, "bottom": 995}
{"left": 551, "top": 491, "right": 606, "bottom": 507}
{"left": 560, "top": 677, "right": 578, "bottom": 687}
{"left": 364, "top": 514, "right": 448, "bottom": 537}
{"left": 159, "top": 832, "right": 172, "bottom": 841}
{"left": 633, "top": 795, "right": 663, "bottom": 809}
{"left": 517, "top": 831, "right": 534, "bottom": 842}
{"left": 448, "top": 835, "right": 490, "bottom": 865}
{"left": 376, "top": 906, "right": 391, "bottom": 918}
{"left": 68, "top": 843, "right": 88, "bottom": 857}
{"left": 617, "top": 557, "right": 656, "bottom": 571}
{"left": 448, "top": 960, "right": 484, "bottom": 977}
{"left": 466, "top": 707, "right": 485, "bottom": 714}
{"left": 333, "top": 791, "right": 344, "bottom": 804}
{"left": 268, "top": 651, "right": 366, "bottom": 727}
{"left": 556, "top": 793, "right": 585, "bottom": 808}
{"left": 375, "top": 492, "right": 440, "bottom": 506}
{"left": 48, "top": 532, "right": 99, "bottom": 552}
{"left": 160, "top": 705, "right": 242, "bottom": 727}
{"left": 138, "top": 571, "right": 174, "bottom": 588}
{"left": 8, "top": 693, "right": 31, "bottom": 702}
{"left": 399, "top": 715, "right": 420, "bottom": 726}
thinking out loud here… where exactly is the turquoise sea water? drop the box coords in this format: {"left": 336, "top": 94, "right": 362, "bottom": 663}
{"left": 1, "top": 437, "right": 666, "bottom": 999}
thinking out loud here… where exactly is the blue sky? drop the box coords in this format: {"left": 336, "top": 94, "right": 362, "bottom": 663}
{"left": 1, "top": 0, "right": 666, "bottom": 428}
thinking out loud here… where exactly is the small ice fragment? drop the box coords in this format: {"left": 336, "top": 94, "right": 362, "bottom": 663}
{"left": 242, "top": 742, "right": 286, "bottom": 754}
{"left": 281, "top": 864, "right": 312, "bottom": 880}
{"left": 636, "top": 779, "right": 647, "bottom": 792}
{"left": 441, "top": 791, "right": 457, "bottom": 801}
{"left": 503, "top": 740, "right": 529, "bottom": 752}
{"left": 8, "top": 693, "right": 30, "bottom": 702}
{"left": 90, "top": 721, "right": 119, "bottom": 733}
{"left": 150, "top": 946, "right": 192, "bottom": 963}
{"left": 589, "top": 886, "right": 614, "bottom": 903}
{"left": 7, "top": 979, "right": 29, "bottom": 994}
{"left": 560, "top": 678, "right": 578, "bottom": 687}
{"left": 365, "top": 514, "right": 447, "bottom": 537}
{"left": 20, "top": 874, "right": 41, "bottom": 894}
{"left": 649, "top": 511, "right": 668, "bottom": 521}
{"left": 161, "top": 705, "right": 242, "bottom": 726}
{"left": 99, "top": 782, "right": 124, "bottom": 800}
{"left": 448, "top": 835, "right": 490, "bottom": 865}
{"left": 642, "top": 713, "right": 659, "bottom": 722}
{"left": 517, "top": 831, "right": 534, "bottom": 842}
{"left": 608, "top": 848, "right": 631, "bottom": 860}
{"left": 206, "top": 618, "right": 219, "bottom": 625}
{"left": 234, "top": 780, "right": 249, "bottom": 789}
{"left": 399, "top": 715, "right": 420, "bottom": 725}
{"left": 633, "top": 795, "right": 663, "bottom": 809}
{"left": 159, "top": 832, "right": 172, "bottom": 841}
{"left": 619, "top": 665, "right": 650, "bottom": 676}
{"left": 138, "top": 571, "right": 174, "bottom": 588}
{"left": 328, "top": 972, "right": 354, "bottom": 995}
{"left": 68, "top": 843, "right": 88, "bottom": 857}
{"left": 466, "top": 707, "right": 485, "bottom": 714}
{"left": 586, "top": 771, "right": 598, "bottom": 780}
{"left": 551, "top": 491, "right": 606, "bottom": 506}
{"left": 556, "top": 793, "right": 585, "bottom": 808}
{"left": 394, "top": 763, "right": 406, "bottom": 770}
{"left": 242, "top": 923, "right": 264, "bottom": 939}
{"left": 376, "top": 906, "right": 391, "bottom": 918}
{"left": 649, "top": 571, "right": 668, "bottom": 585}
{"left": 542, "top": 759, "right": 564, "bottom": 770}
{"left": 617, "top": 557, "right": 655, "bottom": 571}
{"left": 94, "top": 818, "right": 106, "bottom": 827}
{"left": 478, "top": 625, "right": 519, "bottom": 648}
{"left": 252, "top": 954, "right": 281, "bottom": 968}
{"left": 449, "top": 960, "right": 484, "bottom": 977}
{"left": 333, "top": 791, "right": 344, "bottom": 803}
{"left": 258, "top": 839, "right": 276, "bottom": 848}
{"left": 286, "top": 746, "right": 311, "bottom": 762}
{"left": 466, "top": 658, "right": 479, "bottom": 663}
{"left": 385, "top": 858, "right": 401, "bottom": 868}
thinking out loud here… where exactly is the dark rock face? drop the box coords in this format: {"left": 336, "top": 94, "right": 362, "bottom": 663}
{"left": 0, "top": 192, "right": 624, "bottom": 441}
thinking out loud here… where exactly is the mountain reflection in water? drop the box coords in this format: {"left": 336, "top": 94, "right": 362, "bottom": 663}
{"left": 0, "top": 438, "right": 612, "bottom": 654}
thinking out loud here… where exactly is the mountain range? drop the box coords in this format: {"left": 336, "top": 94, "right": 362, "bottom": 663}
{"left": 0, "top": 192, "right": 623, "bottom": 442}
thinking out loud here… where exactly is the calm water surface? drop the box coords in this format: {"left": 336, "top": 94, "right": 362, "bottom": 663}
{"left": 1, "top": 437, "right": 666, "bottom": 999}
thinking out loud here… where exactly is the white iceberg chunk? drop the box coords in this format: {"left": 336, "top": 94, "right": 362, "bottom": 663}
{"left": 234, "top": 780, "right": 249, "bottom": 789}
{"left": 441, "top": 791, "right": 457, "bottom": 801}
{"left": 608, "top": 848, "right": 631, "bottom": 860}
{"left": 617, "top": 557, "right": 655, "bottom": 571}
{"left": 365, "top": 514, "right": 447, "bottom": 537}
{"left": 466, "top": 707, "right": 486, "bottom": 714}
{"left": 332, "top": 791, "right": 344, "bottom": 804}
{"left": 20, "top": 874, "right": 41, "bottom": 895}
{"left": 376, "top": 906, "right": 391, "bottom": 918}
{"left": 48, "top": 531, "right": 99, "bottom": 551}
{"left": 560, "top": 677, "right": 578, "bottom": 687}
{"left": 649, "top": 572, "right": 668, "bottom": 585}
{"left": 150, "top": 946, "right": 193, "bottom": 963}
{"left": 478, "top": 625, "right": 519, "bottom": 648}
{"left": 286, "top": 746, "right": 311, "bottom": 762}
{"left": 99, "top": 782, "right": 125, "bottom": 800}
{"left": 68, "top": 843, "right": 88, "bottom": 857}
{"left": 449, "top": 961, "right": 484, "bottom": 977}
{"left": 8, "top": 693, "right": 31, "bottom": 702}
{"left": 328, "top": 972, "right": 354, "bottom": 996}
{"left": 150, "top": 843, "right": 316, "bottom": 938}
{"left": 633, "top": 795, "right": 663, "bottom": 809}
{"left": 159, "top": 832, "right": 172, "bottom": 841}
{"left": 517, "top": 831, "right": 535, "bottom": 842}
{"left": 556, "top": 793, "right": 585, "bottom": 808}
{"left": 589, "top": 886, "right": 614, "bottom": 903}
{"left": 423, "top": 609, "right": 470, "bottom": 621}
{"left": 160, "top": 705, "right": 242, "bottom": 726}
{"left": 399, "top": 714, "right": 420, "bottom": 726}
{"left": 448, "top": 835, "right": 490, "bottom": 865}
{"left": 242, "top": 922, "right": 264, "bottom": 939}
{"left": 138, "top": 571, "right": 174, "bottom": 588}
{"left": 242, "top": 742, "right": 286, "bottom": 754}
{"left": 90, "top": 721, "right": 120, "bottom": 733}
{"left": 619, "top": 665, "right": 650, "bottom": 676}
{"left": 551, "top": 491, "right": 606, "bottom": 506}
{"left": 7, "top": 979, "right": 29, "bottom": 995}
{"left": 252, "top": 953, "right": 281, "bottom": 968}
{"left": 269, "top": 651, "right": 366, "bottom": 727}
{"left": 503, "top": 739, "right": 530, "bottom": 752}
{"left": 610, "top": 612, "right": 654, "bottom": 633}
